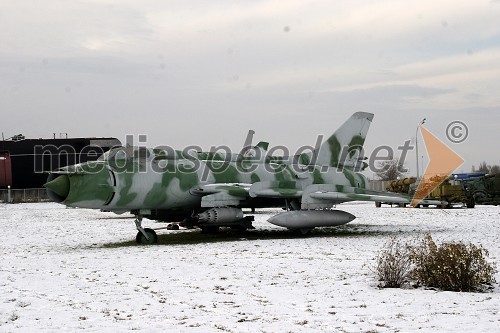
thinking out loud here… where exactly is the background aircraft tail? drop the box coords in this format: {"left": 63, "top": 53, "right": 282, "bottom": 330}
{"left": 313, "top": 112, "right": 374, "bottom": 170}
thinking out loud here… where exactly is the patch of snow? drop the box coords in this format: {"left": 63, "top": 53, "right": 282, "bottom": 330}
{"left": 0, "top": 202, "right": 498, "bottom": 332}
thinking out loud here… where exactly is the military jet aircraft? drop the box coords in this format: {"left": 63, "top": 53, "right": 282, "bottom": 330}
{"left": 45, "top": 112, "right": 412, "bottom": 244}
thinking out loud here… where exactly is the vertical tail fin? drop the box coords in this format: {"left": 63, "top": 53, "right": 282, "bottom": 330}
{"left": 314, "top": 112, "right": 374, "bottom": 169}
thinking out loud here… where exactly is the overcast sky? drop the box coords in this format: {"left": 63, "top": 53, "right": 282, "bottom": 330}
{"left": 1, "top": 0, "right": 500, "bottom": 175}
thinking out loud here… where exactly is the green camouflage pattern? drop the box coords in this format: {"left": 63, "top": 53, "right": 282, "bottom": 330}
{"left": 46, "top": 112, "right": 396, "bottom": 219}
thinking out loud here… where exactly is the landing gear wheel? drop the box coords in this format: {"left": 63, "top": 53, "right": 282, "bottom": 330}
{"left": 180, "top": 217, "right": 197, "bottom": 229}
{"left": 136, "top": 228, "right": 158, "bottom": 244}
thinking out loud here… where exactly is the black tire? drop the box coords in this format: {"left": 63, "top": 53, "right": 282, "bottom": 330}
{"left": 466, "top": 200, "right": 475, "bottom": 209}
{"left": 136, "top": 228, "right": 158, "bottom": 244}
{"left": 180, "top": 217, "right": 197, "bottom": 229}
{"left": 230, "top": 225, "right": 247, "bottom": 232}
{"left": 375, "top": 201, "right": 382, "bottom": 208}
{"left": 200, "top": 226, "right": 219, "bottom": 234}
{"left": 291, "top": 228, "right": 313, "bottom": 235}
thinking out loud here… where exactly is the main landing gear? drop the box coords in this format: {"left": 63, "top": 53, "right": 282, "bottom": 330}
{"left": 132, "top": 207, "right": 254, "bottom": 244}
{"left": 134, "top": 215, "right": 158, "bottom": 244}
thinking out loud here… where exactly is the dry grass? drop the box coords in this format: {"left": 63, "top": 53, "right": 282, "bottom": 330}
{"left": 375, "top": 237, "right": 413, "bottom": 288}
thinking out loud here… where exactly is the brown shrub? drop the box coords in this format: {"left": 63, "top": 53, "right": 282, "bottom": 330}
{"left": 375, "top": 237, "right": 413, "bottom": 288}
{"left": 409, "top": 234, "right": 496, "bottom": 292}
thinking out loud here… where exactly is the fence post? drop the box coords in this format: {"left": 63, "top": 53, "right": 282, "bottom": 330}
{"left": 7, "top": 185, "right": 11, "bottom": 203}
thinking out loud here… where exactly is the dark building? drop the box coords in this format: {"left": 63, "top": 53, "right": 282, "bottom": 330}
{"left": 0, "top": 151, "right": 12, "bottom": 187}
{"left": 0, "top": 135, "right": 121, "bottom": 189}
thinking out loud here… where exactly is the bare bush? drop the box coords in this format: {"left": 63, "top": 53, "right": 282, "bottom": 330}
{"left": 409, "top": 234, "right": 496, "bottom": 292}
{"left": 375, "top": 234, "right": 496, "bottom": 292}
{"left": 375, "top": 237, "right": 413, "bottom": 288}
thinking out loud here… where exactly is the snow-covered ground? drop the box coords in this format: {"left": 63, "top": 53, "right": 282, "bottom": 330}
{"left": 1, "top": 202, "right": 499, "bottom": 332}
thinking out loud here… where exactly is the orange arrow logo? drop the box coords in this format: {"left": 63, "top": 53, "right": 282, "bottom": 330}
{"left": 411, "top": 126, "right": 464, "bottom": 207}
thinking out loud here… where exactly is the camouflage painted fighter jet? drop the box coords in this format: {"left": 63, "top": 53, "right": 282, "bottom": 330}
{"left": 45, "top": 112, "right": 410, "bottom": 244}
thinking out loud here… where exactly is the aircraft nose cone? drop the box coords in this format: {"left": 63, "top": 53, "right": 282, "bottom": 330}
{"left": 44, "top": 175, "right": 70, "bottom": 200}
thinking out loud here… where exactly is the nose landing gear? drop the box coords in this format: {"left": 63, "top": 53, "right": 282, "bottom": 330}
{"left": 134, "top": 215, "right": 158, "bottom": 244}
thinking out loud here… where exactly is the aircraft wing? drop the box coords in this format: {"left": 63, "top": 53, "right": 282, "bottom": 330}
{"left": 301, "top": 184, "right": 446, "bottom": 208}
{"left": 249, "top": 181, "right": 303, "bottom": 198}
{"left": 190, "top": 183, "right": 251, "bottom": 207}
{"left": 191, "top": 182, "right": 445, "bottom": 207}
{"left": 311, "top": 191, "right": 409, "bottom": 203}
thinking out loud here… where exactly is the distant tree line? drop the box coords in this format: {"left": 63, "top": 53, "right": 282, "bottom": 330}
{"left": 472, "top": 161, "right": 500, "bottom": 175}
